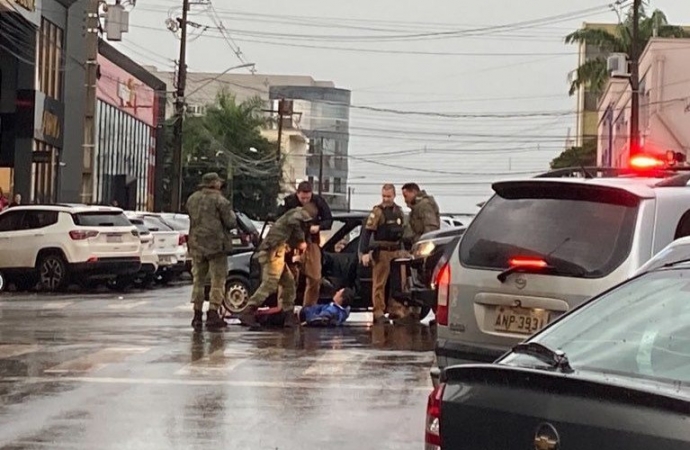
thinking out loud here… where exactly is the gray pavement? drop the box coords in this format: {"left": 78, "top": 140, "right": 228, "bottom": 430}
{"left": 0, "top": 286, "right": 435, "bottom": 450}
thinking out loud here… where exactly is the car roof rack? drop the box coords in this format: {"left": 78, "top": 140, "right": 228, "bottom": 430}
{"left": 536, "top": 166, "right": 690, "bottom": 179}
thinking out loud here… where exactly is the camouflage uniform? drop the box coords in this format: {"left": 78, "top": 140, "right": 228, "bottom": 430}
{"left": 405, "top": 190, "right": 441, "bottom": 245}
{"left": 186, "top": 173, "right": 237, "bottom": 312}
{"left": 246, "top": 207, "right": 313, "bottom": 312}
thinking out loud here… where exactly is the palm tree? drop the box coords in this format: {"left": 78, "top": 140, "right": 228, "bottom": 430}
{"left": 565, "top": 6, "right": 688, "bottom": 96}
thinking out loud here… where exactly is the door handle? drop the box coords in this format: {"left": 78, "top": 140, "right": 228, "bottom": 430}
{"left": 33, "top": 234, "right": 45, "bottom": 237}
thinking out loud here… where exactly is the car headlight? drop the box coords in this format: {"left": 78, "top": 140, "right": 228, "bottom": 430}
{"left": 412, "top": 240, "right": 436, "bottom": 258}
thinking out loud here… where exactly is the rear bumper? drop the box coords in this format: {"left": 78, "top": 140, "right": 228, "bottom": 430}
{"left": 139, "top": 263, "right": 157, "bottom": 275}
{"left": 157, "top": 261, "right": 186, "bottom": 274}
{"left": 71, "top": 257, "right": 141, "bottom": 278}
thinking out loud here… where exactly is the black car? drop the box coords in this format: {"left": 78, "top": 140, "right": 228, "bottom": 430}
{"left": 390, "top": 226, "right": 465, "bottom": 313}
{"left": 425, "top": 260, "right": 690, "bottom": 450}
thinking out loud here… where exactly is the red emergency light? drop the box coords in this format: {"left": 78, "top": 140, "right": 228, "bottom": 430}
{"left": 629, "top": 154, "right": 664, "bottom": 169}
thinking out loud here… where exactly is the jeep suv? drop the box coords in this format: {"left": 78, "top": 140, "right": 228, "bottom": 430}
{"left": 0, "top": 205, "right": 141, "bottom": 291}
{"left": 433, "top": 167, "right": 690, "bottom": 385}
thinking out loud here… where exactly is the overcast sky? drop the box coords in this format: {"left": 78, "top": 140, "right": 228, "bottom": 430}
{"left": 116, "top": 0, "right": 690, "bottom": 213}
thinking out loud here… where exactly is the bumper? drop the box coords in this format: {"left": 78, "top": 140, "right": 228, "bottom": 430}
{"left": 71, "top": 257, "right": 141, "bottom": 278}
{"left": 435, "top": 338, "right": 506, "bottom": 366}
{"left": 157, "top": 261, "right": 186, "bottom": 274}
{"left": 139, "top": 263, "right": 157, "bottom": 275}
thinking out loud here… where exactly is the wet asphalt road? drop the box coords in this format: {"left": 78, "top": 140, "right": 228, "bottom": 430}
{"left": 0, "top": 285, "right": 435, "bottom": 450}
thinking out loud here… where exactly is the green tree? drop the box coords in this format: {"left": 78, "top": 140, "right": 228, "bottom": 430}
{"left": 566, "top": 5, "right": 688, "bottom": 96}
{"left": 160, "top": 93, "right": 283, "bottom": 219}
{"left": 550, "top": 140, "right": 598, "bottom": 169}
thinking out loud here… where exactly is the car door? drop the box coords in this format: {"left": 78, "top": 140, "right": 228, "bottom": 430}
{"left": 0, "top": 210, "right": 26, "bottom": 268}
{"left": 16, "top": 210, "right": 59, "bottom": 268}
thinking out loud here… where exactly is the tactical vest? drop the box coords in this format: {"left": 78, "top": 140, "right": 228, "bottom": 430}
{"left": 374, "top": 205, "right": 404, "bottom": 243}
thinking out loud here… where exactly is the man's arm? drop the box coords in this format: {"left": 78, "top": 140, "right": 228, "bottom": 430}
{"left": 315, "top": 195, "right": 333, "bottom": 230}
{"left": 218, "top": 198, "right": 237, "bottom": 230}
{"left": 419, "top": 201, "right": 441, "bottom": 234}
{"left": 359, "top": 208, "right": 380, "bottom": 254}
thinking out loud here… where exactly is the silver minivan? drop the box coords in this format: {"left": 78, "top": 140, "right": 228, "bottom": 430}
{"left": 433, "top": 174, "right": 690, "bottom": 381}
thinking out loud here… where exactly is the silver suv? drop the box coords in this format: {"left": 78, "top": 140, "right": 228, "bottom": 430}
{"left": 433, "top": 169, "right": 690, "bottom": 383}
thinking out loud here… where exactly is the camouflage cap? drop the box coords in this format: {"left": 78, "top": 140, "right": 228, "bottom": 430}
{"left": 300, "top": 203, "right": 318, "bottom": 221}
{"left": 199, "top": 172, "right": 224, "bottom": 187}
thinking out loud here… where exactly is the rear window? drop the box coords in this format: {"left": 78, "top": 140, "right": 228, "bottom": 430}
{"left": 72, "top": 212, "right": 132, "bottom": 227}
{"left": 143, "top": 216, "right": 174, "bottom": 232}
{"left": 459, "top": 182, "right": 640, "bottom": 278}
{"left": 129, "top": 219, "right": 151, "bottom": 235}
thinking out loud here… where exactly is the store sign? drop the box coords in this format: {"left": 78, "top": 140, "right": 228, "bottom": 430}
{"left": 97, "top": 54, "right": 156, "bottom": 127}
{"left": 0, "top": 0, "right": 42, "bottom": 27}
{"left": 15, "top": 90, "right": 64, "bottom": 148}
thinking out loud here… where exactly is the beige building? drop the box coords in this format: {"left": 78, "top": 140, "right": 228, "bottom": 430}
{"left": 571, "top": 23, "right": 618, "bottom": 148}
{"left": 597, "top": 38, "right": 690, "bottom": 167}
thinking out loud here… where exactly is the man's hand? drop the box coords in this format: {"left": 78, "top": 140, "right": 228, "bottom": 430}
{"left": 361, "top": 253, "right": 371, "bottom": 267}
{"left": 309, "top": 225, "right": 320, "bottom": 234}
{"left": 298, "top": 241, "right": 308, "bottom": 251}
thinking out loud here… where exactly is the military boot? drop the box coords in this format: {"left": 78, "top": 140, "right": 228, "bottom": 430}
{"left": 191, "top": 310, "right": 203, "bottom": 330}
{"left": 206, "top": 309, "right": 227, "bottom": 330}
{"left": 283, "top": 310, "right": 299, "bottom": 328}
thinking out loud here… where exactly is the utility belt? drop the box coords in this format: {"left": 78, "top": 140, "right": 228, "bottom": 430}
{"left": 371, "top": 241, "right": 401, "bottom": 263}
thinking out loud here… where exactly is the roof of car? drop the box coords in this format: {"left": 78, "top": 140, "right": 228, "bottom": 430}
{"left": 493, "top": 176, "right": 673, "bottom": 199}
{"left": 5, "top": 204, "right": 125, "bottom": 214}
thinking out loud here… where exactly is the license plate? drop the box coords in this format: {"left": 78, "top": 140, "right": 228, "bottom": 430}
{"left": 106, "top": 234, "right": 122, "bottom": 243}
{"left": 494, "top": 307, "right": 549, "bottom": 334}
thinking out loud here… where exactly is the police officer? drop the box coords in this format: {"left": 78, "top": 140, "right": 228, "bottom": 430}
{"left": 359, "top": 184, "right": 406, "bottom": 324}
{"left": 186, "top": 172, "right": 237, "bottom": 330}
{"left": 238, "top": 203, "right": 318, "bottom": 329}
{"left": 277, "top": 181, "right": 332, "bottom": 307}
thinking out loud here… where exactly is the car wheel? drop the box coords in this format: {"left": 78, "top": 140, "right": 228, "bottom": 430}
{"left": 38, "top": 253, "right": 68, "bottom": 292}
{"left": 223, "top": 276, "right": 250, "bottom": 314}
{"left": 107, "top": 276, "right": 133, "bottom": 292}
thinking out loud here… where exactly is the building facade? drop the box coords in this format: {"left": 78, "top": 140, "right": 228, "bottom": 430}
{"left": 597, "top": 38, "right": 690, "bottom": 167}
{"left": 95, "top": 40, "right": 166, "bottom": 210}
{"left": 269, "top": 86, "right": 351, "bottom": 211}
{"left": 0, "top": 0, "right": 85, "bottom": 203}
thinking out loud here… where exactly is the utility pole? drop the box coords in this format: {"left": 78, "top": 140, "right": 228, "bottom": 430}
{"left": 318, "top": 137, "right": 324, "bottom": 196}
{"left": 629, "top": 0, "right": 642, "bottom": 155}
{"left": 82, "top": 0, "right": 100, "bottom": 203}
{"left": 276, "top": 99, "right": 284, "bottom": 162}
{"left": 170, "top": 0, "right": 189, "bottom": 212}
{"left": 347, "top": 187, "right": 353, "bottom": 212}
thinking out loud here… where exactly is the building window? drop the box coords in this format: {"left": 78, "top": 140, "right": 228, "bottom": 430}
{"left": 187, "top": 104, "right": 206, "bottom": 116}
{"left": 38, "top": 18, "right": 64, "bottom": 100}
{"left": 322, "top": 177, "right": 330, "bottom": 193}
{"left": 334, "top": 178, "right": 342, "bottom": 194}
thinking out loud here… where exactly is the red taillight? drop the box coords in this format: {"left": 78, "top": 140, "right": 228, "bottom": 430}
{"left": 435, "top": 263, "right": 450, "bottom": 326}
{"left": 87, "top": 256, "right": 98, "bottom": 263}
{"left": 69, "top": 230, "right": 99, "bottom": 240}
{"left": 425, "top": 383, "right": 445, "bottom": 450}
{"left": 508, "top": 257, "right": 548, "bottom": 268}
{"left": 178, "top": 234, "right": 187, "bottom": 246}
{"left": 630, "top": 154, "right": 664, "bottom": 169}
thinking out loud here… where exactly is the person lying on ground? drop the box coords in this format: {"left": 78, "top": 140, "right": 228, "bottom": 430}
{"left": 298, "top": 288, "right": 353, "bottom": 327}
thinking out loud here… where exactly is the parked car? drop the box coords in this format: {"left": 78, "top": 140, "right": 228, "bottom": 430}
{"left": 107, "top": 217, "right": 159, "bottom": 290}
{"left": 0, "top": 205, "right": 141, "bottom": 291}
{"left": 633, "top": 236, "right": 690, "bottom": 276}
{"left": 427, "top": 259, "right": 690, "bottom": 449}
{"left": 390, "top": 226, "right": 466, "bottom": 314}
{"left": 440, "top": 215, "right": 464, "bottom": 228}
{"left": 125, "top": 212, "right": 185, "bottom": 284}
{"left": 434, "top": 166, "right": 690, "bottom": 379}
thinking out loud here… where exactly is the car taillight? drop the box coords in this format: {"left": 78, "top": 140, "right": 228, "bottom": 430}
{"left": 425, "top": 383, "right": 445, "bottom": 450}
{"left": 435, "top": 263, "right": 450, "bottom": 326}
{"left": 69, "top": 230, "right": 99, "bottom": 240}
{"left": 179, "top": 235, "right": 187, "bottom": 246}
{"left": 508, "top": 257, "right": 547, "bottom": 268}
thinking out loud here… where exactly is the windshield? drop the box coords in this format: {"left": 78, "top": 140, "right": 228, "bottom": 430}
{"left": 503, "top": 269, "right": 690, "bottom": 386}
{"left": 72, "top": 212, "right": 132, "bottom": 227}
{"left": 459, "top": 182, "right": 640, "bottom": 278}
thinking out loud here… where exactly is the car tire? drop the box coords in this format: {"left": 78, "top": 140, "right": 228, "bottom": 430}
{"left": 223, "top": 275, "right": 250, "bottom": 314}
{"left": 38, "top": 253, "right": 68, "bottom": 292}
{"left": 107, "top": 276, "right": 133, "bottom": 292}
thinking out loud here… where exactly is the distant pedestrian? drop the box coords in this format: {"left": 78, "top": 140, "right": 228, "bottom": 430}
{"left": 8, "top": 193, "right": 21, "bottom": 208}
{"left": 277, "top": 181, "right": 333, "bottom": 307}
{"left": 238, "top": 203, "right": 318, "bottom": 329}
{"left": 359, "top": 184, "right": 407, "bottom": 324}
{"left": 186, "top": 172, "right": 237, "bottom": 331}
{"left": 0, "top": 188, "right": 8, "bottom": 211}
{"left": 111, "top": 199, "right": 120, "bottom": 208}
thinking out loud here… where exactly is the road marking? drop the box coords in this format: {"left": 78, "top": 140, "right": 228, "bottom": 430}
{"left": 0, "top": 375, "right": 431, "bottom": 391}
{"left": 176, "top": 347, "right": 246, "bottom": 375}
{"left": 106, "top": 301, "right": 149, "bottom": 310}
{"left": 0, "top": 344, "right": 40, "bottom": 359}
{"left": 175, "top": 302, "right": 210, "bottom": 312}
{"left": 41, "top": 301, "right": 74, "bottom": 310}
{"left": 44, "top": 347, "right": 150, "bottom": 374}
{"left": 302, "top": 351, "right": 363, "bottom": 377}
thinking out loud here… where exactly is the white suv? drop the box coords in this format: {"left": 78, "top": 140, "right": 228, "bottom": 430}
{"left": 0, "top": 205, "right": 141, "bottom": 291}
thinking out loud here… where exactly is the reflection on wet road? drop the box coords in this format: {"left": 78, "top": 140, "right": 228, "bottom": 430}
{"left": 0, "top": 286, "right": 435, "bottom": 449}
